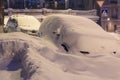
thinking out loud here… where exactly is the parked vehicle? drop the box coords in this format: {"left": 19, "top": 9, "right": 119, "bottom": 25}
{"left": 39, "top": 14, "right": 120, "bottom": 54}
{"left": 4, "top": 14, "right": 41, "bottom": 35}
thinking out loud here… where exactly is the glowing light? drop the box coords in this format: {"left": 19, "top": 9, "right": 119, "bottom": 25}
{"left": 107, "top": 18, "right": 110, "bottom": 21}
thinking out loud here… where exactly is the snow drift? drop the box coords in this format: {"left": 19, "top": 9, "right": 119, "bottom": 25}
{"left": 1, "top": 14, "right": 120, "bottom": 80}
{"left": 0, "top": 32, "right": 120, "bottom": 80}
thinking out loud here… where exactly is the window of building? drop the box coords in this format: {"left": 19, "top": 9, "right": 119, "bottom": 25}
{"left": 110, "top": 0, "right": 117, "bottom": 4}
{"left": 111, "top": 6, "right": 118, "bottom": 19}
{"left": 110, "top": 0, "right": 118, "bottom": 19}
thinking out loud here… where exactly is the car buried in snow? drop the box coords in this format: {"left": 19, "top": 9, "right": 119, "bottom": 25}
{"left": 39, "top": 14, "right": 120, "bottom": 54}
{"left": 4, "top": 14, "right": 41, "bottom": 35}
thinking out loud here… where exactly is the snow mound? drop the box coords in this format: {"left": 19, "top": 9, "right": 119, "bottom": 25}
{"left": 39, "top": 14, "right": 120, "bottom": 55}
{"left": 0, "top": 32, "right": 120, "bottom": 80}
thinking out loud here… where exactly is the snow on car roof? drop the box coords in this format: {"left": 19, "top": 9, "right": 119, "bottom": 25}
{"left": 9, "top": 14, "right": 41, "bottom": 31}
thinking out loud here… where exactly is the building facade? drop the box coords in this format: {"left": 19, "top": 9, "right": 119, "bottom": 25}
{"left": 4, "top": 0, "right": 96, "bottom": 10}
{"left": 69, "top": 0, "right": 96, "bottom": 10}
{"left": 101, "top": 0, "right": 120, "bottom": 32}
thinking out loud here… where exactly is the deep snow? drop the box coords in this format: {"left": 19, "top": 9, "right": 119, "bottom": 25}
{"left": 0, "top": 32, "right": 120, "bottom": 80}
{"left": 1, "top": 14, "right": 120, "bottom": 80}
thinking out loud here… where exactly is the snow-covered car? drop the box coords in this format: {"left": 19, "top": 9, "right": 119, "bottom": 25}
{"left": 4, "top": 14, "right": 41, "bottom": 35}
{"left": 39, "top": 14, "right": 120, "bottom": 54}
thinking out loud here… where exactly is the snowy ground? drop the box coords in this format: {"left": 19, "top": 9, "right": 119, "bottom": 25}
{"left": 0, "top": 32, "right": 120, "bottom": 80}
{"left": 1, "top": 14, "right": 120, "bottom": 80}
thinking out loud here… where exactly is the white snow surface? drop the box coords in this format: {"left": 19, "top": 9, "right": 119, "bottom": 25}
{"left": 0, "top": 32, "right": 120, "bottom": 80}
{"left": 1, "top": 14, "right": 120, "bottom": 80}
{"left": 4, "top": 14, "right": 41, "bottom": 31}
{"left": 39, "top": 14, "right": 120, "bottom": 54}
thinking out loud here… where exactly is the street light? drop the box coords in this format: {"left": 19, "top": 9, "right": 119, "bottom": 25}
{"left": 107, "top": 17, "right": 110, "bottom": 21}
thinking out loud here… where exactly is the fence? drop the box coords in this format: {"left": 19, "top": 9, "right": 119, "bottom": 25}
{"left": 5, "top": 8, "right": 97, "bottom": 15}
{"left": 4, "top": 8, "right": 99, "bottom": 22}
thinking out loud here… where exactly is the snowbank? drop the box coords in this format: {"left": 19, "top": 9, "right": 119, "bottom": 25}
{"left": 0, "top": 32, "right": 120, "bottom": 80}
{"left": 1, "top": 14, "right": 120, "bottom": 80}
